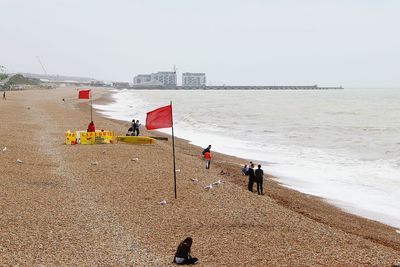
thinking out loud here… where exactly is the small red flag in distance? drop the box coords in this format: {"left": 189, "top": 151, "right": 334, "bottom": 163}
{"left": 78, "top": 90, "right": 90, "bottom": 99}
{"left": 146, "top": 105, "right": 172, "bottom": 130}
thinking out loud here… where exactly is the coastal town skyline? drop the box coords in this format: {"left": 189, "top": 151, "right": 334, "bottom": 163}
{"left": 1, "top": 0, "right": 400, "bottom": 87}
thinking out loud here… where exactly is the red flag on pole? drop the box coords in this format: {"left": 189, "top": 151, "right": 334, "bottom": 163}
{"left": 146, "top": 105, "right": 172, "bottom": 130}
{"left": 78, "top": 90, "right": 90, "bottom": 99}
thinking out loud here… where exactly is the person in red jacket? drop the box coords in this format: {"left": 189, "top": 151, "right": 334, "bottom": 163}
{"left": 204, "top": 151, "right": 211, "bottom": 169}
{"left": 87, "top": 121, "right": 96, "bottom": 132}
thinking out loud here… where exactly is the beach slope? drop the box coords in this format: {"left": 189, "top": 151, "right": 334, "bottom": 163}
{"left": 0, "top": 88, "right": 399, "bottom": 266}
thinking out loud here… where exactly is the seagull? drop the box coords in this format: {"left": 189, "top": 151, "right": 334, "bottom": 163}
{"left": 2, "top": 147, "right": 7, "bottom": 152}
{"left": 212, "top": 180, "right": 222, "bottom": 186}
{"left": 16, "top": 159, "right": 23, "bottom": 164}
{"left": 159, "top": 200, "right": 167, "bottom": 205}
{"left": 190, "top": 178, "right": 198, "bottom": 183}
{"left": 204, "top": 184, "right": 213, "bottom": 190}
{"left": 176, "top": 169, "right": 181, "bottom": 172}
{"left": 131, "top": 158, "right": 139, "bottom": 162}
{"left": 91, "top": 161, "right": 98, "bottom": 165}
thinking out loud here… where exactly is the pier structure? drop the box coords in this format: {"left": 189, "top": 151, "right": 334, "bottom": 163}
{"left": 129, "top": 85, "right": 344, "bottom": 90}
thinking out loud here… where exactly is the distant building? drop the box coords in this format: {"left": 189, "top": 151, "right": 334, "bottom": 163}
{"left": 112, "top": 82, "right": 130, "bottom": 88}
{"left": 133, "top": 74, "right": 152, "bottom": 85}
{"left": 150, "top": 72, "right": 176, "bottom": 86}
{"left": 182, "top": 72, "right": 206, "bottom": 87}
{"left": 133, "top": 72, "right": 177, "bottom": 86}
{"left": 90, "top": 80, "right": 106, "bottom": 87}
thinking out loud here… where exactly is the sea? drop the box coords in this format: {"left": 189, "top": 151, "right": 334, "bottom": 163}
{"left": 94, "top": 88, "right": 400, "bottom": 229}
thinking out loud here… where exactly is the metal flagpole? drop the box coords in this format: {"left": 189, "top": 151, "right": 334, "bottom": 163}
{"left": 90, "top": 89, "right": 93, "bottom": 122}
{"left": 171, "top": 101, "right": 177, "bottom": 199}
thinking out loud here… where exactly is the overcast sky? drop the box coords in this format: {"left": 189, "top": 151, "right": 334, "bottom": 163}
{"left": 1, "top": 0, "right": 399, "bottom": 86}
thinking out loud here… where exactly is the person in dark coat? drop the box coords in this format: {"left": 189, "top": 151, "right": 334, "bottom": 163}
{"left": 131, "top": 119, "right": 137, "bottom": 136}
{"left": 255, "top": 164, "right": 264, "bottom": 195}
{"left": 173, "top": 237, "right": 198, "bottom": 265}
{"left": 135, "top": 120, "right": 141, "bottom": 136}
{"left": 245, "top": 164, "right": 255, "bottom": 192}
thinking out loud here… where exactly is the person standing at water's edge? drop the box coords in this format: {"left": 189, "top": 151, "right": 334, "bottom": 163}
{"left": 3, "top": 90, "right": 5, "bottom": 100}
{"left": 202, "top": 145, "right": 212, "bottom": 169}
{"left": 204, "top": 150, "right": 211, "bottom": 169}
{"left": 202, "top": 145, "right": 211, "bottom": 155}
{"left": 246, "top": 163, "right": 255, "bottom": 192}
{"left": 255, "top": 164, "right": 264, "bottom": 195}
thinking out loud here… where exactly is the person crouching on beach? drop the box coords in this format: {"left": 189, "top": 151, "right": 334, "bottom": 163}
{"left": 173, "top": 237, "right": 198, "bottom": 265}
{"left": 126, "top": 127, "right": 134, "bottom": 136}
{"left": 255, "top": 164, "right": 264, "bottom": 195}
{"left": 245, "top": 163, "right": 255, "bottom": 192}
{"left": 87, "top": 121, "right": 96, "bottom": 132}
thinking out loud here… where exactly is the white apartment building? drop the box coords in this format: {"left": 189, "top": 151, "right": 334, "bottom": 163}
{"left": 134, "top": 72, "right": 177, "bottom": 86}
{"left": 133, "top": 74, "right": 152, "bottom": 85}
{"left": 150, "top": 72, "right": 177, "bottom": 86}
{"left": 182, "top": 72, "right": 206, "bottom": 87}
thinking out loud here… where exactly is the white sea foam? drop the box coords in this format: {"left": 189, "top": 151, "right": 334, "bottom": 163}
{"left": 94, "top": 88, "right": 400, "bottom": 228}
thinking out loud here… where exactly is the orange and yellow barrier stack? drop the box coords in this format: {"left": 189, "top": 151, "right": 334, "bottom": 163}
{"left": 65, "top": 130, "right": 115, "bottom": 145}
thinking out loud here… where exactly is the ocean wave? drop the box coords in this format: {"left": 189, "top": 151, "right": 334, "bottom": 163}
{"left": 94, "top": 88, "right": 400, "bottom": 228}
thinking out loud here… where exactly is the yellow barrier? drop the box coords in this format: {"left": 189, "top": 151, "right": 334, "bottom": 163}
{"left": 65, "top": 132, "right": 77, "bottom": 145}
{"left": 65, "top": 131, "right": 114, "bottom": 145}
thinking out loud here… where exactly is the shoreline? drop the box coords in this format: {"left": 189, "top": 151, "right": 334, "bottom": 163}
{"left": 95, "top": 88, "right": 400, "bottom": 230}
{"left": 0, "top": 87, "right": 399, "bottom": 265}
{"left": 92, "top": 88, "right": 400, "bottom": 248}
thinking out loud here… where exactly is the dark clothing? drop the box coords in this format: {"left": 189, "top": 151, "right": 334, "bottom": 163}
{"left": 202, "top": 147, "right": 211, "bottom": 155}
{"left": 126, "top": 127, "right": 134, "bottom": 136}
{"left": 256, "top": 181, "right": 263, "bottom": 195}
{"left": 2, "top": 91, "right": 5, "bottom": 100}
{"left": 131, "top": 122, "right": 137, "bottom": 136}
{"left": 255, "top": 168, "right": 264, "bottom": 195}
{"left": 255, "top": 169, "right": 264, "bottom": 181}
{"left": 174, "top": 256, "right": 198, "bottom": 265}
{"left": 246, "top": 167, "right": 255, "bottom": 192}
{"left": 205, "top": 160, "right": 211, "bottom": 169}
{"left": 133, "top": 122, "right": 140, "bottom": 136}
{"left": 174, "top": 241, "right": 198, "bottom": 265}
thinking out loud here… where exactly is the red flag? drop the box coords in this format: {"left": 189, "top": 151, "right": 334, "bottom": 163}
{"left": 146, "top": 105, "right": 172, "bottom": 130}
{"left": 78, "top": 90, "right": 90, "bottom": 99}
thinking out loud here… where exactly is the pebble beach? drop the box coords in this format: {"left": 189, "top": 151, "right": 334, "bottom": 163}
{"left": 1, "top": 87, "right": 399, "bottom": 266}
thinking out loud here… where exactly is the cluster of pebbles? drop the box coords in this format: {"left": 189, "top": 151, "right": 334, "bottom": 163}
{"left": 0, "top": 88, "right": 399, "bottom": 266}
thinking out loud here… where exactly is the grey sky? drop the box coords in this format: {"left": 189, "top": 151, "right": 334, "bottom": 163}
{"left": 1, "top": 0, "right": 399, "bottom": 86}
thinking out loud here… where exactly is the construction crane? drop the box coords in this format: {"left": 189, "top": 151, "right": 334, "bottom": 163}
{"left": 36, "top": 56, "right": 48, "bottom": 75}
